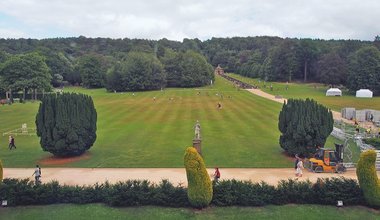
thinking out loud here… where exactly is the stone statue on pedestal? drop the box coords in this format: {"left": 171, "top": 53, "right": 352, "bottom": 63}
{"left": 194, "top": 120, "right": 201, "bottom": 139}
{"left": 193, "top": 120, "right": 202, "bottom": 155}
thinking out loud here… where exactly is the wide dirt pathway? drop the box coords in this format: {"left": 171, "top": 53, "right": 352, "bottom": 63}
{"left": 3, "top": 168, "right": 367, "bottom": 186}
{"left": 246, "top": 89, "right": 354, "bottom": 125}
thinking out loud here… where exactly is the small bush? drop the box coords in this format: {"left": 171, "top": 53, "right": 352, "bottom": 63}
{"left": 356, "top": 150, "right": 380, "bottom": 206}
{"left": 184, "top": 147, "right": 213, "bottom": 208}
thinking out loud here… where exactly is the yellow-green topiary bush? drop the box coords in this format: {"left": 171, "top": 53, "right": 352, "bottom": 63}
{"left": 184, "top": 147, "right": 213, "bottom": 208}
{"left": 0, "top": 160, "right": 3, "bottom": 182}
{"left": 356, "top": 150, "right": 380, "bottom": 206}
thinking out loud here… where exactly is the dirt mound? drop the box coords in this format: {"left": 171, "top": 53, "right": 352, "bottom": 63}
{"left": 39, "top": 152, "right": 91, "bottom": 165}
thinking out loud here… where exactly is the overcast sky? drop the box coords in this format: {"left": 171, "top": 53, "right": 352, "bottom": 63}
{"left": 0, "top": 0, "right": 379, "bottom": 41}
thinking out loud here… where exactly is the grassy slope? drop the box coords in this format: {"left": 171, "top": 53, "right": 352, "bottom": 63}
{"left": 228, "top": 73, "right": 380, "bottom": 111}
{"left": 0, "top": 204, "right": 379, "bottom": 220}
{"left": 229, "top": 73, "right": 365, "bottom": 161}
{"left": 0, "top": 76, "right": 292, "bottom": 168}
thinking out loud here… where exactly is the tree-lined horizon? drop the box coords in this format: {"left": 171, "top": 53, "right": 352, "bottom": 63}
{"left": 0, "top": 35, "right": 380, "bottom": 95}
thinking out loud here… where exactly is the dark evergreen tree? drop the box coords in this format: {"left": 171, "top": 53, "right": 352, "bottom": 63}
{"left": 36, "top": 93, "right": 97, "bottom": 156}
{"left": 278, "top": 99, "right": 333, "bottom": 156}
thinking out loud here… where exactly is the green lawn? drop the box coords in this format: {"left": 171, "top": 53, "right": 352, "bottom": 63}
{"left": 0, "top": 75, "right": 297, "bottom": 168}
{"left": 228, "top": 73, "right": 380, "bottom": 111}
{"left": 0, "top": 204, "right": 379, "bottom": 220}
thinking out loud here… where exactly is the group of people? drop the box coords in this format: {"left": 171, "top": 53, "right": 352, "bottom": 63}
{"left": 8, "top": 135, "right": 16, "bottom": 150}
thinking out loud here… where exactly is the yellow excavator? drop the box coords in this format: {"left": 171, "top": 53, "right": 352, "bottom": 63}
{"left": 305, "top": 144, "right": 346, "bottom": 173}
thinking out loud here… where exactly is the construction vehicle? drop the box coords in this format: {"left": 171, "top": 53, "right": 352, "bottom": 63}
{"left": 305, "top": 144, "right": 346, "bottom": 173}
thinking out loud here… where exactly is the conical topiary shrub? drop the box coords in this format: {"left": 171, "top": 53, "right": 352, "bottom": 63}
{"left": 184, "top": 147, "right": 213, "bottom": 208}
{"left": 356, "top": 150, "right": 380, "bottom": 206}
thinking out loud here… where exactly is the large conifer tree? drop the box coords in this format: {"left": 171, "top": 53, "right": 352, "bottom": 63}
{"left": 278, "top": 98, "right": 333, "bottom": 156}
{"left": 36, "top": 93, "right": 97, "bottom": 156}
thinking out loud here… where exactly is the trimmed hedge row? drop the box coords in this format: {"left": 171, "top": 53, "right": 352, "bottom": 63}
{"left": 213, "top": 178, "right": 364, "bottom": 206}
{"left": 0, "top": 179, "right": 189, "bottom": 207}
{"left": 0, "top": 177, "right": 365, "bottom": 207}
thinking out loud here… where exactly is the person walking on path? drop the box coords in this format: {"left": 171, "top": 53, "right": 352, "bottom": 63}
{"left": 296, "top": 158, "right": 304, "bottom": 178}
{"left": 213, "top": 167, "right": 221, "bottom": 183}
{"left": 32, "top": 165, "right": 42, "bottom": 184}
{"left": 294, "top": 154, "right": 299, "bottom": 176}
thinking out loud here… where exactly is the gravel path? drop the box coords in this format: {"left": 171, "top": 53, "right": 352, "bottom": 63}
{"left": 246, "top": 89, "right": 354, "bottom": 125}
{"left": 4, "top": 168, "right": 364, "bottom": 186}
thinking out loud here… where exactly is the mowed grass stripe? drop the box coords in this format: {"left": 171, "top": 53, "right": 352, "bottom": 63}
{"left": 216, "top": 91, "right": 284, "bottom": 167}
{"left": 1, "top": 75, "right": 293, "bottom": 168}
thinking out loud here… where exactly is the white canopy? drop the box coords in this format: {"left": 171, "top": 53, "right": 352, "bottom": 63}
{"left": 326, "top": 88, "right": 342, "bottom": 96}
{"left": 356, "top": 89, "right": 373, "bottom": 98}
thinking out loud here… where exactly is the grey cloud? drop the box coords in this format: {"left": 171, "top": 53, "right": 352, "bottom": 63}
{"left": 0, "top": 0, "right": 379, "bottom": 40}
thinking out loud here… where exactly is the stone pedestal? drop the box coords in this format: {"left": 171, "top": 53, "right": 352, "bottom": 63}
{"left": 193, "top": 139, "right": 202, "bottom": 156}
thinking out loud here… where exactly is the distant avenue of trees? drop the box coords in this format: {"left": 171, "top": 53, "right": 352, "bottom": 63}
{"left": 0, "top": 35, "right": 380, "bottom": 97}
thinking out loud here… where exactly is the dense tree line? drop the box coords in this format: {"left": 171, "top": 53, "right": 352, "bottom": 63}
{"left": 0, "top": 37, "right": 214, "bottom": 96}
{"left": 0, "top": 52, "right": 52, "bottom": 100}
{"left": 1, "top": 36, "right": 380, "bottom": 95}
{"left": 106, "top": 52, "right": 166, "bottom": 91}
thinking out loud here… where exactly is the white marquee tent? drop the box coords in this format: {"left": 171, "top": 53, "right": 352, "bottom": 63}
{"left": 356, "top": 89, "right": 373, "bottom": 98}
{"left": 326, "top": 88, "right": 342, "bottom": 96}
